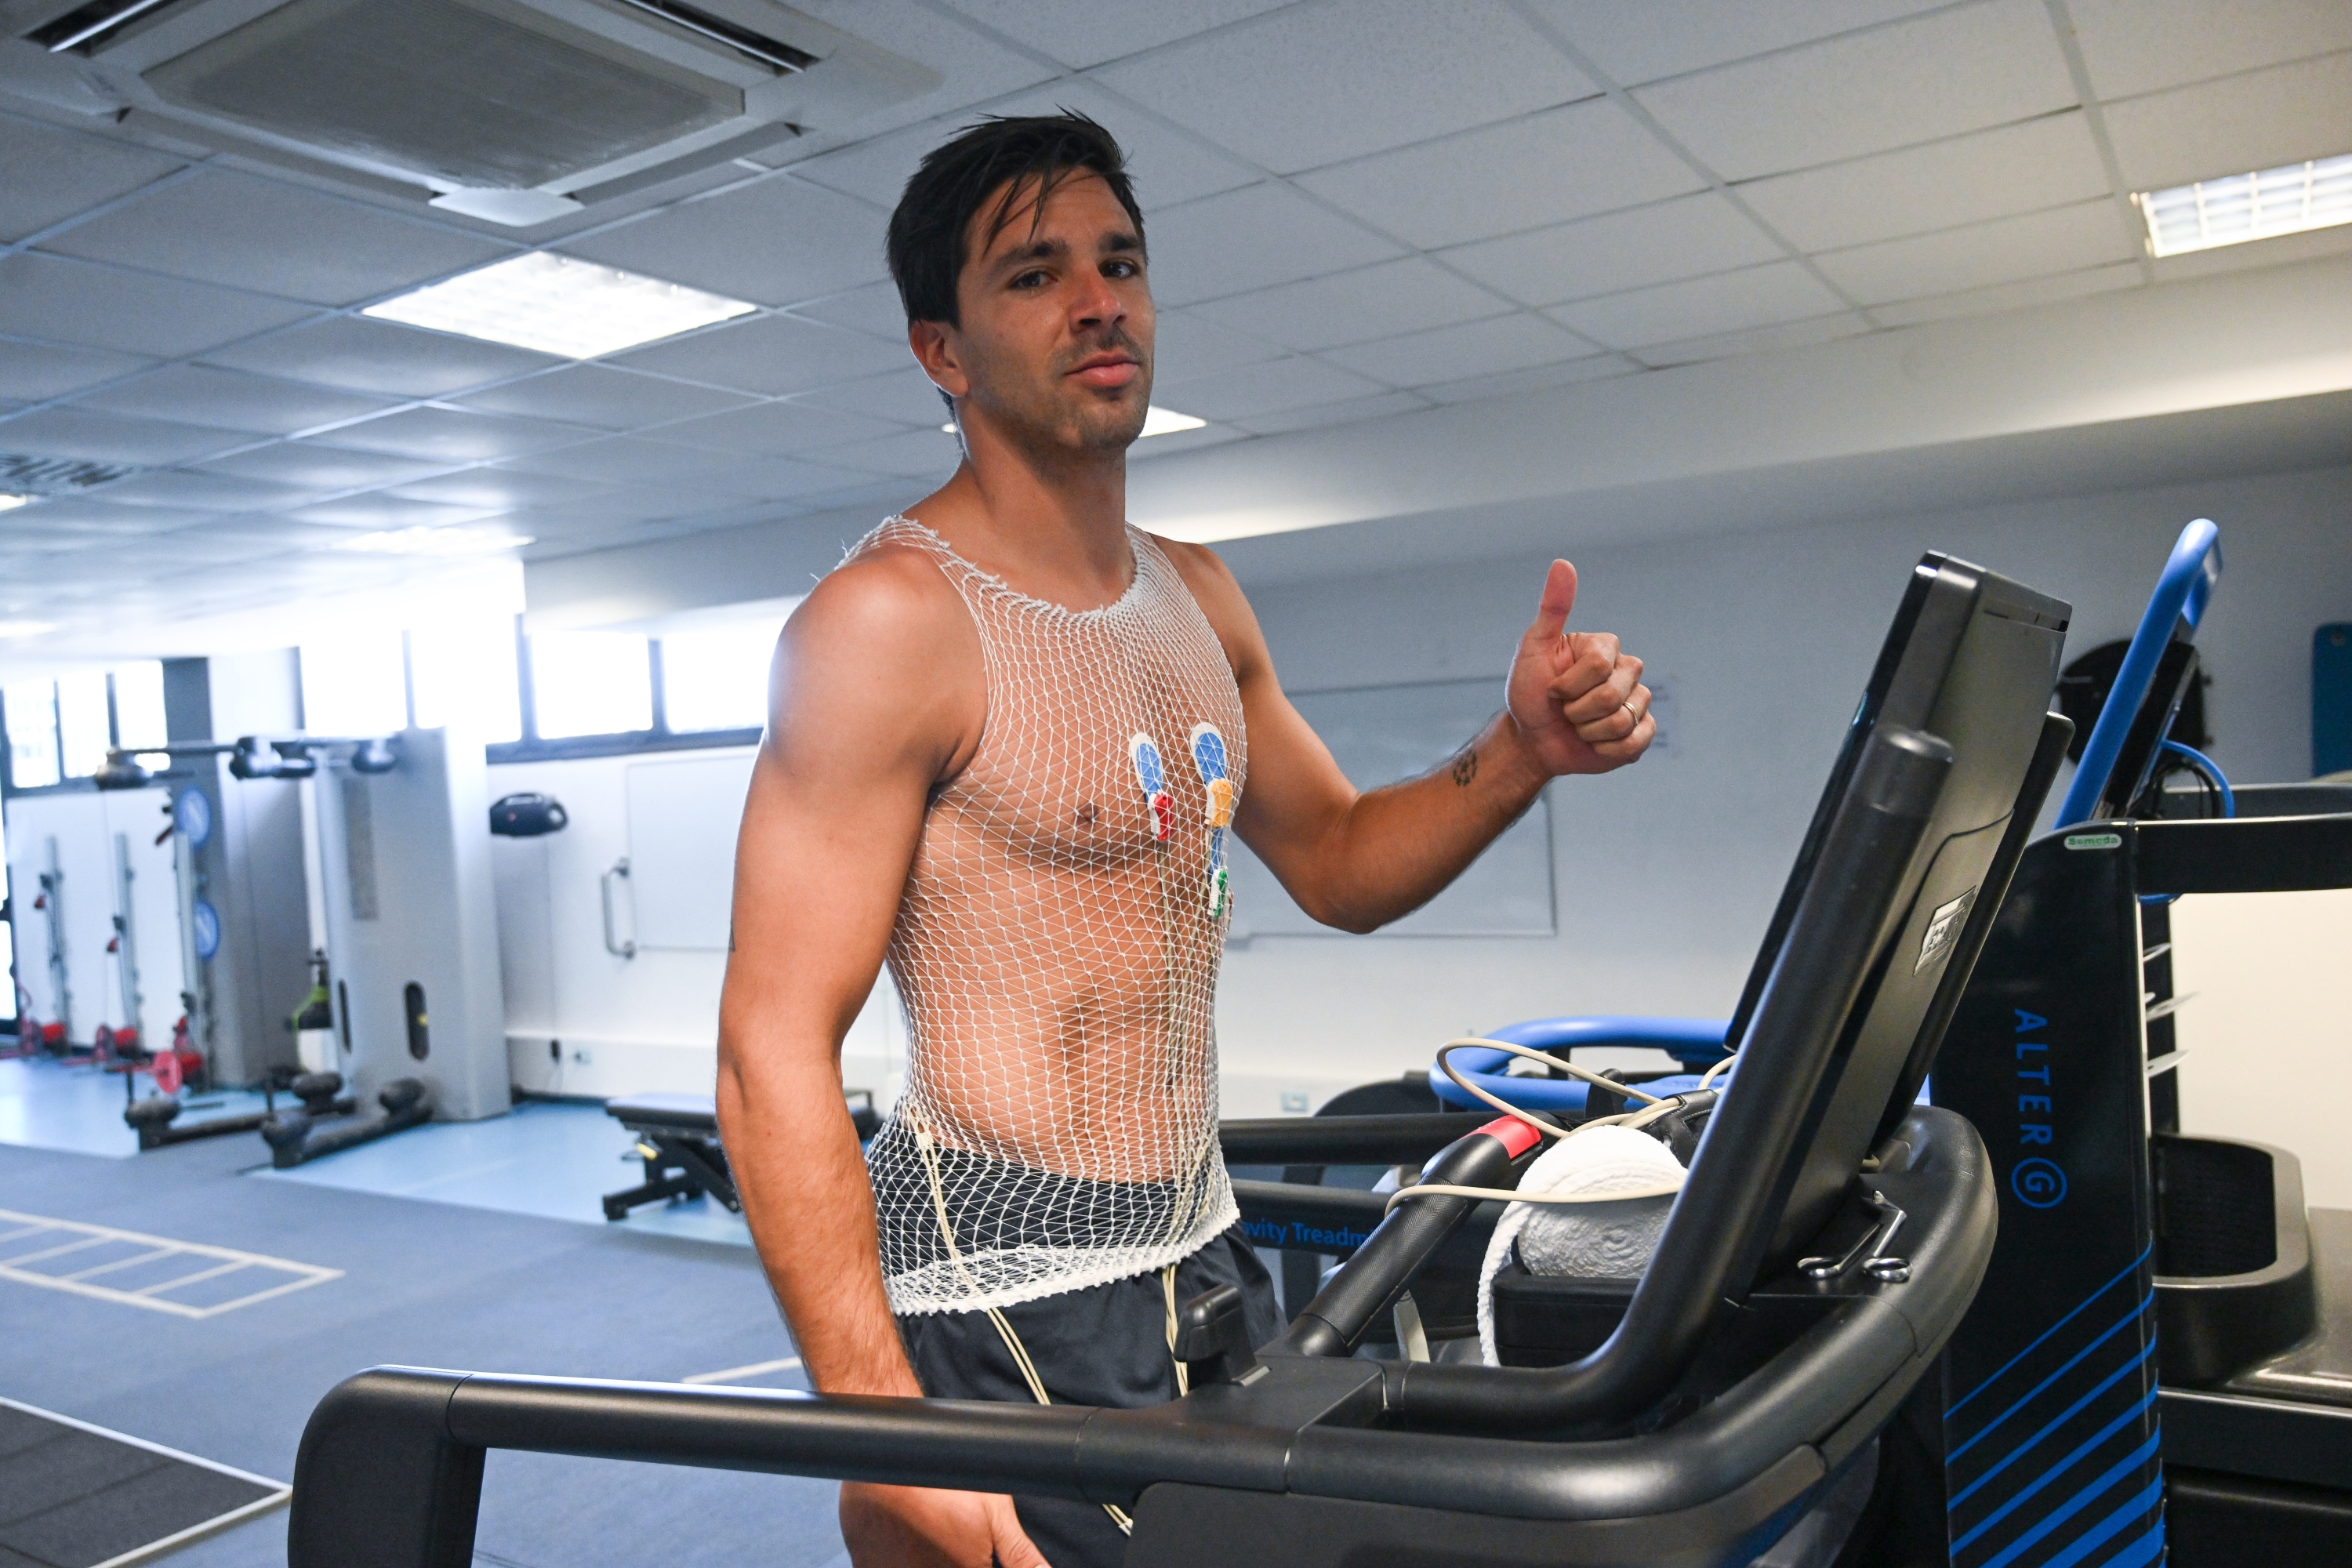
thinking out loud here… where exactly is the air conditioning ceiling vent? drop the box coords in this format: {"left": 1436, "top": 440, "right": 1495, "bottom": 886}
{"left": 0, "top": 0, "right": 935, "bottom": 225}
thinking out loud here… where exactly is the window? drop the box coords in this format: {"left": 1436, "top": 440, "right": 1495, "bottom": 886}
{"left": 111, "top": 662, "right": 167, "bottom": 754}
{"left": 299, "top": 629, "right": 408, "bottom": 737}
{"left": 661, "top": 617, "right": 784, "bottom": 733}
{"left": 4, "top": 681, "right": 59, "bottom": 789}
{"left": 531, "top": 630, "right": 652, "bottom": 740}
{"left": 55, "top": 671, "right": 110, "bottom": 780}
{"left": 411, "top": 615, "right": 523, "bottom": 744}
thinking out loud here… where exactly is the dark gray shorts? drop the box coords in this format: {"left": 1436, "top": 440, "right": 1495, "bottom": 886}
{"left": 897, "top": 1226, "right": 1283, "bottom": 1568}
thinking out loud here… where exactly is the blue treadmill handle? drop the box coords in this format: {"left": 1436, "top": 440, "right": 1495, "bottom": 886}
{"left": 1428, "top": 1014, "right": 1730, "bottom": 1112}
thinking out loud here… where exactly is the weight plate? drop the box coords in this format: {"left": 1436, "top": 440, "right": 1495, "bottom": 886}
{"left": 173, "top": 787, "right": 212, "bottom": 848}
{"left": 191, "top": 898, "right": 221, "bottom": 962}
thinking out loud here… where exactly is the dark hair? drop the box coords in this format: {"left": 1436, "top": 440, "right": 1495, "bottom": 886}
{"left": 886, "top": 112, "right": 1145, "bottom": 328}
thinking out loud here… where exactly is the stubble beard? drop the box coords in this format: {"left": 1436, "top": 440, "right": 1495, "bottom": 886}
{"left": 971, "top": 329, "right": 1152, "bottom": 470}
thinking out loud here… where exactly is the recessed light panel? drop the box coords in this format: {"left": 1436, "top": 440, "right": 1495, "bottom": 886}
{"left": 2136, "top": 153, "right": 2352, "bottom": 258}
{"left": 364, "top": 253, "right": 757, "bottom": 360}
{"left": 336, "top": 526, "right": 536, "bottom": 557}
{"left": 0, "top": 494, "right": 31, "bottom": 512}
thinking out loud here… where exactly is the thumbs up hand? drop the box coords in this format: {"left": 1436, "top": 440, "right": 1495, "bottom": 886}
{"left": 1505, "top": 559, "right": 1653, "bottom": 777}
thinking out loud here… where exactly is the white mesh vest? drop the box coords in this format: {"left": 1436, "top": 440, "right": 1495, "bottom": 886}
{"left": 851, "top": 516, "right": 1244, "bottom": 1316}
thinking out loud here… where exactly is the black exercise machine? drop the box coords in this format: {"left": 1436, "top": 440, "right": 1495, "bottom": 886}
{"left": 286, "top": 551, "right": 2070, "bottom": 1567}
{"left": 124, "top": 1067, "right": 354, "bottom": 1152}
{"left": 261, "top": 1078, "right": 433, "bottom": 1170}
{"left": 601, "top": 1090, "right": 882, "bottom": 1221}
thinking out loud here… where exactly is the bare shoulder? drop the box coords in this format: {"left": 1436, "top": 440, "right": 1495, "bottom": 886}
{"left": 1142, "top": 532, "right": 1268, "bottom": 674}
{"left": 771, "top": 539, "right": 983, "bottom": 778}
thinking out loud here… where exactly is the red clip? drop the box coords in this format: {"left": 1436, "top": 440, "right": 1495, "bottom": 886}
{"left": 1477, "top": 1114, "right": 1545, "bottom": 1160}
{"left": 1149, "top": 791, "right": 1174, "bottom": 842}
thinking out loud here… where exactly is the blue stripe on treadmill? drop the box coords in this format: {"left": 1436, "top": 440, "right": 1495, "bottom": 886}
{"left": 1948, "top": 1291, "right": 2153, "bottom": 1464}
{"left": 1947, "top": 1243, "right": 2151, "bottom": 1419}
{"left": 2038, "top": 1476, "right": 2164, "bottom": 1568}
{"left": 1967, "top": 1429, "right": 2159, "bottom": 1568}
{"left": 1949, "top": 1384, "right": 2158, "bottom": 1555}
{"left": 2092, "top": 1520, "right": 2165, "bottom": 1568}
{"left": 1949, "top": 1333, "right": 2156, "bottom": 1512}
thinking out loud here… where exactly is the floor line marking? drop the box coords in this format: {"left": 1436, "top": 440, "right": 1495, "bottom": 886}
{"left": 0, "top": 1207, "right": 340, "bottom": 1317}
{"left": 683, "top": 1356, "right": 804, "bottom": 1385}
{"left": 62, "top": 1246, "right": 180, "bottom": 1283}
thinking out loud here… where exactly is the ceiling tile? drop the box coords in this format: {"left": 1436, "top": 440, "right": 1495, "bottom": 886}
{"left": 1627, "top": 310, "right": 1872, "bottom": 368}
{"left": 1733, "top": 111, "right": 2111, "bottom": 252}
{"left": 70, "top": 365, "right": 400, "bottom": 437}
{"left": 2070, "top": 0, "right": 2352, "bottom": 101}
{"left": 0, "top": 120, "right": 182, "bottom": 244}
{"left": 1190, "top": 258, "right": 1509, "bottom": 351}
{"left": 1417, "top": 353, "right": 1642, "bottom": 405}
{"left": 1632, "top": 0, "right": 2078, "bottom": 180}
{"left": 787, "top": 281, "right": 911, "bottom": 342}
{"left": 0, "top": 406, "right": 252, "bottom": 465}
{"left": 652, "top": 401, "right": 906, "bottom": 457}
{"left": 1870, "top": 260, "right": 2142, "bottom": 326}
{"left": 1320, "top": 313, "right": 1599, "bottom": 387}
{"left": 1294, "top": 98, "right": 1706, "bottom": 250}
{"left": 495, "top": 437, "right": 742, "bottom": 487}
{"left": 1142, "top": 183, "right": 1402, "bottom": 307}
{"left": 1811, "top": 198, "right": 2137, "bottom": 304}
{"left": 81, "top": 469, "right": 317, "bottom": 511}
{"left": 825, "top": 426, "right": 965, "bottom": 477}
{"left": 201, "top": 316, "right": 564, "bottom": 397}
{"left": 797, "top": 82, "right": 1258, "bottom": 214}
{"left": 556, "top": 176, "right": 891, "bottom": 308}
{"left": 35, "top": 169, "right": 510, "bottom": 307}
{"left": 0, "top": 252, "right": 313, "bottom": 358}
{"left": 289, "top": 495, "right": 499, "bottom": 531}
{"left": 1441, "top": 192, "right": 1785, "bottom": 307}
{"left": 1, "top": 497, "right": 204, "bottom": 535}
{"left": 195, "top": 514, "right": 393, "bottom": 551}
{"left": 764, "top": 0, "right": 1060, "bottom": 137}
{"left": 1152, "top": 354, "right": 1386, "bottom": 419}
{"left": 1151, "top": 308, "right": 1288, "bottom": 386}
{"left": 609, "top": 314, "right": 911, "bottom": 396}
{"left": 200, "top": 442, "right": 457, "bottom": 491}
{"left": 1231, "top": 390, "right": 1430, "bottom": 436}
{"left": 940, "top": 0, "right": 1292, "bottom": 69}
{"left": 1545, "top": 261, "right": 1846, "bottom": 347}
{"left": 1095, "top": 0, "right": 1597, "bottom": 175}
{"left": 115, "top": 528, "right": 294, "bottom": 567}
{"left": 790, "top": 368, "right": 950, "bottom": 426}
{"left": 387, "top": 470, "right": 619, "bottom": 510}
{"left": 311, "top": 407, "right": 596, "bottom": 462}
{"left": 0, "top": 340, "right": 153, "bottom": 402}
{"left": 1524, "top": 0, "right": 1948, "bottom": 87}
{"left": 449, "top": 365, "right": 758, "bottom": 430}
{"left": 2101, "top": 53, "right": 2352, "bottom": 191}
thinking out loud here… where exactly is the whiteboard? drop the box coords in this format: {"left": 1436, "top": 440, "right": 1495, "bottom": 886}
{"left": 626, "top": 751, "right": 757, "bottom": 950}
{"left": 1227, "top": 679, "right": 1555, "bottom": 938}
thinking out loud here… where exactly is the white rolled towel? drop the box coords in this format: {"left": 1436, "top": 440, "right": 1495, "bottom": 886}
{"left": 1476, "top": 1124, "right": 1687, "bottom": 1365}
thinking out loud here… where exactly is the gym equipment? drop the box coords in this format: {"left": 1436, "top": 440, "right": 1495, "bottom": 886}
{"left": 2318, "top": 622, "right": 2352, "bottom": 777}
{"left": 601, "top": 1089, "right": 883, "bottom": 1221}
{"left": 288, "top": 550, "right": 2071, "bottom": 1568}
{"left": 125, "top": 1067, "right": 354, "bottom": 1152}
{"left": 262, "top": 1077, "right": 433, "bottom": 1169}
{"left": 488, "top": 793, "right": 567, "bottom": 837}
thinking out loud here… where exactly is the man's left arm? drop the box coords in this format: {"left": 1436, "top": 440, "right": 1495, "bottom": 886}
{"left": 1164, "top": 546, "right": 1651, "bottom": 935}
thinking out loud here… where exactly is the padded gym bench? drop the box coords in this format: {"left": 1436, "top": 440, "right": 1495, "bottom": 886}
{"left": 602, "top": 1090, "right": 881, "bottom": 1221}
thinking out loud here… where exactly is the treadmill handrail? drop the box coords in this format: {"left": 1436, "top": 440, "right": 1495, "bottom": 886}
{"left": 1384, "top": 725, "right": 1952, "bottom": 1428}
{"left": 2056, "top": 518, "right": 2220, "bottom": 827}
{"left": 2132, "top": 811, "right": 2352, "bottom": 895}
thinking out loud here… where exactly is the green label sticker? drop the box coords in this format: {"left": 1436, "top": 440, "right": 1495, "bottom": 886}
{"left": 2063, "top": 832, "right": 2123, "bottom": 851}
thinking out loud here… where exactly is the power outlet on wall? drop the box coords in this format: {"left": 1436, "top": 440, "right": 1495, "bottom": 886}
{"left": 572, "top": 1046, "right": 594, "bottom": 1066}
{"left": 1279, "top": 1090, "right": 1310, "bottom": 1113}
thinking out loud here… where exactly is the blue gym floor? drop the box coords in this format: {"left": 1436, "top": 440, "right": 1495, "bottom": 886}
{"left": 0, "top": 1055, "right": 841, "bottom": 1567}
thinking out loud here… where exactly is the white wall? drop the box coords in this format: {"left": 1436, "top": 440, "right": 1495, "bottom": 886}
{"left": 1211, "top": 463, "right": 2352, "bottom": 1100}
{"left": 486, "top": 746, "right": 901, "bottom": 1105}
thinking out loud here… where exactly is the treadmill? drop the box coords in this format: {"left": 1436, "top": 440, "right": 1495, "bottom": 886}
{"left": 286, "top": 552, "right": 2071, "bottom": 1568}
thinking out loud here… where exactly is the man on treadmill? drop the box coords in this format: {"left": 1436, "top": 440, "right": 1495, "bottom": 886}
{"left": 717, "top": 113, "right": 1654, "bottom": 1568}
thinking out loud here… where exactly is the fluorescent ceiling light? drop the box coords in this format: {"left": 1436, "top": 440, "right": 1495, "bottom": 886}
{"left": 0, "top": 493, "right": 30, "bottom": 511}
{"left": 336, "top": 526, "right": 536, "bottom": 557}
{"left": 363, "top": 253, "right": 757, "bottom": 359}
{"left": 0, "top": 619, "right": 56, "bottom": 638}
{"left": 940, "top": 405, "right": 1207, "bottom": 438}
{"left": 2136, "top": 153, "right": 2352, "bottom": 258}
{"left": 1139, "top": 405, "right": 1207, "bottom": 438}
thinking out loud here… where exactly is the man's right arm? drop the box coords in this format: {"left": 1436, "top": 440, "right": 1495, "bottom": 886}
{"left": 716, "top": 554, "right": 1046, "bottom": 1566}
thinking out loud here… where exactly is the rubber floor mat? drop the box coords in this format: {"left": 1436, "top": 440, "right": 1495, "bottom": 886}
{"left": 0, "top": 1398, "right": 285, "bottom": 1567}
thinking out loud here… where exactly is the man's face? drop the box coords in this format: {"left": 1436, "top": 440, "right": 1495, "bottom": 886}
{"left": 937, "top": 170, "right": 1154, "bottom": 456}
